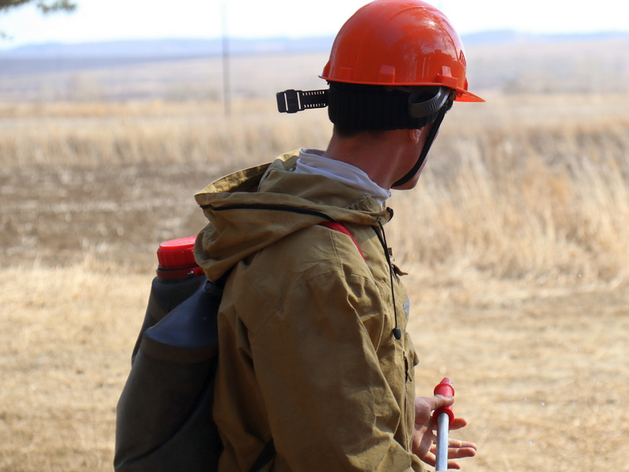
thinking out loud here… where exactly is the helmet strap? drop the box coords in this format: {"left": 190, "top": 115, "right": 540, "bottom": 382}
{"left": 276, "top": 89, "right": 328, "bottom": 113}
{"left": 391, "top": 94, "right": 454, "bottom": 188}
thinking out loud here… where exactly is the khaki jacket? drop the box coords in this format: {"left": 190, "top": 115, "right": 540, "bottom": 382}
{"left": 194, "top": 150, "right": 424, "bottom": 472}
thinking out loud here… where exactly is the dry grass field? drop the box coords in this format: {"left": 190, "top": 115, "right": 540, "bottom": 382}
{"left": 1, "top": 45, "right": 629, "bottom": 471}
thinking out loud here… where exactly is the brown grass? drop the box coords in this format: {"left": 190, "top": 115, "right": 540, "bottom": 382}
{"left": 391, "top": 97, "right": 629, "bottom": 283}
{"left": 0, "top": 265, "right": 145, "bottom": 471}
{"left": 1, "top": 92, "right": 629, "bottom": 471}
{"left": 1, "top": 265, "right": 627, "bottom": 471}
{"left": 0, "top": 99, "right": 331, "bottom": 168}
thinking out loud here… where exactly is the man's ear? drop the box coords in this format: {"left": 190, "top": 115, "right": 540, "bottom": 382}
{"left": 409, "top": 128, "right": 422, "bottom": 144}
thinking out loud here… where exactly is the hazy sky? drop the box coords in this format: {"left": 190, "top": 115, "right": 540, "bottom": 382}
{"left": 1, "top": 0, "right": 628, "bottom": 49}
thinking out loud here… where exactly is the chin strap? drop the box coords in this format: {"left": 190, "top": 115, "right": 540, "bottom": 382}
{"left": 392, "top": 91, "right": 455, "bottom": 188}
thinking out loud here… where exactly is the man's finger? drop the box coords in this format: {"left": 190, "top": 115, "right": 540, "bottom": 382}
{"left": 448, "top": 417, "right": 468, "bottom": 430}
{"left": 414, "top": 394, "right": 455, "bottom": 423}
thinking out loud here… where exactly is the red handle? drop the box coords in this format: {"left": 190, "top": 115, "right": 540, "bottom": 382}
{"left": 433, "top": 377, "right": 455, "bottom": 425}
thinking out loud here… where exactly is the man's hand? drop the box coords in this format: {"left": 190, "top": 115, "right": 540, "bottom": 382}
{"left": 412, "top": 395, "right": 477, "bottom": 470}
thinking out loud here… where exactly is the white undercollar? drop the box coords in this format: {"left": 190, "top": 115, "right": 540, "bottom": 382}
{"left": 294, "top": 149, "right": 391, "bottom": 205}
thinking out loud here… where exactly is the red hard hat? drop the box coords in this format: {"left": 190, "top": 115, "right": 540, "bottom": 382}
{"left": 320, "top": 0, "right": 484, "bottom": 103}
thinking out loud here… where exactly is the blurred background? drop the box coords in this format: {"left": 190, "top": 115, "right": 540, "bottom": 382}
{"left": 1, "top": 1, "right": 628, "bottom": 471}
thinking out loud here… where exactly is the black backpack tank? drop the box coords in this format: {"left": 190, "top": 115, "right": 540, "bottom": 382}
{"left": 114, "top": 237, "right": 225, "bottom": 471}
{"left": 115, "top": 223, "right": 357, "bottom": 471}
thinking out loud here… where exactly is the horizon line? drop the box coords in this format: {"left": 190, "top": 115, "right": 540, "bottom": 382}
{"left": 2, "top": 28, "right": 629, "bottom": 47}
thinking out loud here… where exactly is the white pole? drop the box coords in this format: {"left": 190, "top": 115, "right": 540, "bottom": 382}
{"left": 433, "top": 378, "right": 454, "bottom": 472}
{"left": 221, "top": 3, "right": 231, "bottom": 117}
{"left": 435, "top": 411, "right": 449, "bottom": 471}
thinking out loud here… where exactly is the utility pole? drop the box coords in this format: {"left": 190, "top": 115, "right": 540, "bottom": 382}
{"left": 221, "top": 3, "right": 231, "bottom": 117}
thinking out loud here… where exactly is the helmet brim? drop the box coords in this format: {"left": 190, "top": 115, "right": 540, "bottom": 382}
{"left": 455, "top": 89, "right": 485, "bottom": 103}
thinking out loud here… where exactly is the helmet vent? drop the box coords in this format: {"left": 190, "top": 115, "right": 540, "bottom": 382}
{"left": 378, "top": 65, "right": 396, "bottom": 83}
{"left": 337, "top": 67, "right": 354, "bottom": 82}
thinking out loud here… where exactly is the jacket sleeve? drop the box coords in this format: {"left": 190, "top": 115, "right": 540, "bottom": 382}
{"left": 239, "top": 254, "right": 424, "bottom": 472}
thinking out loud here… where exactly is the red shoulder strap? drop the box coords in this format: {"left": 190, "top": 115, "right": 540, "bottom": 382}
{"left": 319, "top": 221, "right": 366, "bottom": 262}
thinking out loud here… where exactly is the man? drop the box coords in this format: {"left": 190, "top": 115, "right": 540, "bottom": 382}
{"left": 194, "top": 1, "right": 483, "bottom": 470}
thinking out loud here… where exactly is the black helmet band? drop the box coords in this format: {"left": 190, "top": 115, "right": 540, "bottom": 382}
{"left": 328, "top": 82, "right": 447, "bottom": 132}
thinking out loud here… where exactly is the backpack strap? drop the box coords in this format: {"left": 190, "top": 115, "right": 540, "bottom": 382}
{"left": 319, "top": 221, "right": 366, "bottom": 262}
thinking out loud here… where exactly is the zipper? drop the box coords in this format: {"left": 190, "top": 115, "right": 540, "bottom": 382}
{"left": 372, "top": 222, "right": 402, "bottom": 341}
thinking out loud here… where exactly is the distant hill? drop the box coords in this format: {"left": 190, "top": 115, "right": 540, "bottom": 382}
{"left": 1, "top": 30, "right": 628, "bottom": 101}
{"left": 0, "top": 37, "right": 335, "bottom": 76}
{"left": 1, "top": 30, "right": 628, "bottom": 59}
{"left": 0, "top": 37, "right": 335, "bottom": 59}
{"left": 461, "top": 29, "right": 629, "bottom": 45}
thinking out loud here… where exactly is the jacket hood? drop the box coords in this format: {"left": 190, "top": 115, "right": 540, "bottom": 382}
{"left": 194, "top": 150, "right": 391, "bottom": 281}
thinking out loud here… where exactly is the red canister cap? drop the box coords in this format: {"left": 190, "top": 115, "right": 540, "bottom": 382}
{"left": 156, "top": 236, "right": 204, "bottom": 280}
{"left": 157, "top": 236, "right": 198, "bottom": 270}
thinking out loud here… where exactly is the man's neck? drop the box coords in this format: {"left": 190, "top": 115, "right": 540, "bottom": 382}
{"left": 323, "top": 130, "right": 410, "bottom": 190}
